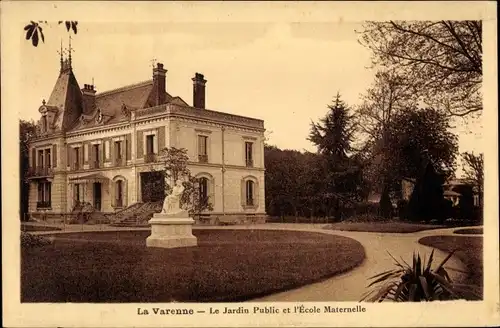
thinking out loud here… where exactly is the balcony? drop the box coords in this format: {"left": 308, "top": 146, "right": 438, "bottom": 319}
{"left": 246, "top": 159, "right": 254, "bottom": 167}
{"left": 36, "top": 201, "right": 51, "bottom": 209}
{"left": 198, "top": 154, "right": 208, "bottom": 163}
{"left": 144, "top": 153, "right": 157, "bottom": 163}
{"left": 114, "top": 157, "right": 125, "bottom": 167}
{"left": 27, "top": 166, "right": 54, "bottom": 178}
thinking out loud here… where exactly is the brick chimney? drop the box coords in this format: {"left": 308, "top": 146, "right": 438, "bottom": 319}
{"left": 81, "top": 84, "right": 96, "bottom": 115}
{"left": 153, "top": 63, "right": 167, "bottom": 106}
{"left": 192, "top": 73, "right": 207, "bottom": 109}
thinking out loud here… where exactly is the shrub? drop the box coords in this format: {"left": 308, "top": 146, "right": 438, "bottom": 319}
{"left": 361, "top": 250, "right": 480, "bottom": 302}
{"left": 397, "top": 199, "right": 408, "bottom": 219}
{"left": 21, "top": 232, "right": 53, "bottom": 248}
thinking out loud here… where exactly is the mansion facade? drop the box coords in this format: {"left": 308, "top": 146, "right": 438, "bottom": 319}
{"left": 27, "top": 55, "right": 266, "bottom": 224}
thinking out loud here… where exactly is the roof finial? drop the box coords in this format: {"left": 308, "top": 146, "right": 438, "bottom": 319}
{"left": 57, "top": 39, "right": 65, "bottom": 72}
{"left": 150, "top": 58, "right": 157, "bottom": 68}
{"left": 67, "top": 35, "right": 74, "bottom": 69}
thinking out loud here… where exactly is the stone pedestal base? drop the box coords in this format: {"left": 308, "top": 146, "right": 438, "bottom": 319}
{"left": 146, "top": 212, "right": 198, "bottom": 249}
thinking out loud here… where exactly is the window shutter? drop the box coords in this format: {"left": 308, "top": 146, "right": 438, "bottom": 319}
{"left": 79, "top": 147, "right": 84, "bottom": 168}
{"left": 100, "top": 143, "right": 105, "bottom": 166}
{"left": 111, "top": 141, "right": 116, "bottom": 166}
{"left": 241, "top": 179, "right": 246, "bottom": 207}
{"left": 158, "top": 127, "right": 165, "bottom": 154}
{"left": 254, "top": 181, "right": 259, "bottom": 208}
{"left": 52, "top": 144, "right": 57, "bottom": 168}
{"left": 137, "top": 131, "right": 144, "bottom": 159}
{"left": 126, "top": 134, "right": 131, "bottom": 161}
{"left": 83, "top": 143, "right": 89, "bottom": 164}
{"left": 31, "top": 148, "right": 36, "bottom": 168}
{"left": 110, "top": 181, "right": 115, "bottom": 207}
{"left": 123, "top": 180, "right": 128, "bottom": 207}
{"left": 208, "top": 178, "right": 215, "bottom": 209}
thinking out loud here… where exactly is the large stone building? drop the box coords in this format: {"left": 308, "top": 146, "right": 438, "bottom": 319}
{"left": 26, "top": 53, "right": 266, "bottom": 224}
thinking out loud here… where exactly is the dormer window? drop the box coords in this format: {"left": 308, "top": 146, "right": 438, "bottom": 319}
{"left": 96, "top": 108, "right": 103, "bottom": 123}
{"left": 41, "top": 115, "right": 48, "bottom": 132}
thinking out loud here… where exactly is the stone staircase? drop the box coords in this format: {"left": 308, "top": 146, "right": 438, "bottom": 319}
{"left": 109, "top": 202, "right": 162, "bottom": 227}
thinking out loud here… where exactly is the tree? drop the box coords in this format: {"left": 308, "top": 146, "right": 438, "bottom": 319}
{"left": 358, "top": 21, "right": 482, "bottom": 117}
{"left": 309, "top": 93, "right": 357, "bottom": 160}
{"left": 157, "top": 147, "right": 213, "bottom": 217}
{"left": 462, "top": 152, "right": 483, "bottom": 208}
{"left": 386, "top": 107, "right": 459, "bottom": 186}
{"left": 355, "top": 69, "right": 416, "bottom": 213}
{"left": 406, "top": 161, "right": 447, "bottom": 222}
{"left": 309, "top": 94, "right": 365, "bottom": 219}
{"left": 20, "top": 120, "right": 37, "bottom": 221}
{"left": 24, "top": 21, "right": 78, "bottom": 47}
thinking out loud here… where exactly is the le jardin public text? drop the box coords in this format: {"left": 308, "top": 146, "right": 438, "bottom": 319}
{"left": 137, "top": 305, "right": 367, "bottom": 316}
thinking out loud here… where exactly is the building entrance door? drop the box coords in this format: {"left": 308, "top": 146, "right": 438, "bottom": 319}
{"left": 140, "top": 171, "right": 165, "bottom": 202}
{"left": 93, "top": 182, "right": 102, "bottom": 211}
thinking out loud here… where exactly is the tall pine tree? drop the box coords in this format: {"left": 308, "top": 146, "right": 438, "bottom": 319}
{"left": 308, "top": 94, "right": 361, "bottom": 219}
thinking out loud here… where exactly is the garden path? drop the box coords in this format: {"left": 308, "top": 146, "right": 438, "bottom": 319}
{"left": 246, "top": 224, "right": 477, "bottom": 302}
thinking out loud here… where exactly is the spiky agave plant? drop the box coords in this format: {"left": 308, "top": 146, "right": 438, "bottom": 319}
{"left": 361, "top": 250, "right": 478, "bottom": 302}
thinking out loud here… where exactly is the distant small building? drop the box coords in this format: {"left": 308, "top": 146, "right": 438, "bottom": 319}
{"left": 443, "top": 179, "right": 480, "bottom": 207}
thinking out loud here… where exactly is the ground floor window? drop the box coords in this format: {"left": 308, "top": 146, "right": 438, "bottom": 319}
{"left": 198, "top": 177, "right": 209, "bottom": 206}
{"left": 37, "top": 181, "right": 52, "bottom": 208}
{"left": 116, "top": 180, "right": 123, "bottom": 207}
{"left": 73, "top": 184, "right": 81, "bottom": 202}
{"left": 246, "top": 180, "right": 254, "bottom": 206}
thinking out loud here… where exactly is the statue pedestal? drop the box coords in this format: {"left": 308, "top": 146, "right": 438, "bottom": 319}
{"left": 146, "top": 211, "right": 198, "bottom": 249}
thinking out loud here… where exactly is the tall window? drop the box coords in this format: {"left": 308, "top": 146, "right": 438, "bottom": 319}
{"left": 74, "top": 184, "right": 81, "bottom": 202}
{"left": 115, "top": 141, "right": 122, "bottom": 159}
{"left": 92, "top": 144, "right": 100, "bottom": 168}
{"left": 116, "top": 180, "right": 123, "bottom": 207}
{"left": 37, "top": 181, "right": 52, "bottom": 208}
{"left": 45, "top": 149, "right": 51, "bottom": 168}
{"left": 146, "top": 135, "right": 155, "bottom": 155}
{"left": 246, "top": 180, "right": 254, "bottom": 206}
{"left": 38, "top": 150, "right": 44, "bottom": 168}
{"left": 198, "top": 177, "right": 209, "bottom": 206}
{"left": 245, "top": 142, "right": 253, "bottom": 167}
{"left": 198, "top": 135, "right": 208, "bottom": 162}
{"left": 74, "top": 147, "right": 81, "bottom": 170}
{"left": 114, "top": 141, "right": 123, "bottom": 166}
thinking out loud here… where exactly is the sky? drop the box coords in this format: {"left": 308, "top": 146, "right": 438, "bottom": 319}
{"left": 18, "top": 20, "right": 483, "bottom": 176}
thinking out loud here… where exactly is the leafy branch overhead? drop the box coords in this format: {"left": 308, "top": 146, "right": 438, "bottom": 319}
{"left": 24, "top": 21, "right": 78, "bottom": 47}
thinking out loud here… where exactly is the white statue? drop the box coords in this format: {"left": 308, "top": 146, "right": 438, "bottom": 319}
{"left": 162, "top": 179, "right": 185, "bottom": 214}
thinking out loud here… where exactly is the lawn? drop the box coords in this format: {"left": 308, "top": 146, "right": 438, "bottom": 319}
{"left": 418, "top": 235, "right": 483, "bottom": 300}
{"left": 21, "top": 229, "right": 365, "bottom": 302}
{"left": 325, "top": 222, "right": 446, "bottom": 233}
{"left": 21, "top": 224, "right": 62, "bottom": 232}
{"left": 454, "top": 227, "right": 483, "bottom": 235}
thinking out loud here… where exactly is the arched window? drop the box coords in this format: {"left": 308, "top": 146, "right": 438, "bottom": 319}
{"left": 246, "top": 180, "right": 254, "bottom": 206}
{"left": 198, "top": 177, "right": 209, "bottom": 206}
{"left": 116, "top": 180, "right": 123, "bottom": 207}
{"left": 112, "top": 176, "right": 127, "bottom": 208}
{"left": 241, "top": 176, "right": 259, "bottom": 209}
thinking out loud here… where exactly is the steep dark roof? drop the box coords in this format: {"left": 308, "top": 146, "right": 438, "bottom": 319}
{"left": 47, "top": 67, "right": 84, "bottom": 131}
{"left": 69, "top": 80, "right": 179, "bottom": 130}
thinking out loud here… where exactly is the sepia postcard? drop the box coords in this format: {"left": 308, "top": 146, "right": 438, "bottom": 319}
{"left": 1, "top": 1, "right": 499, "bottom": 327}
